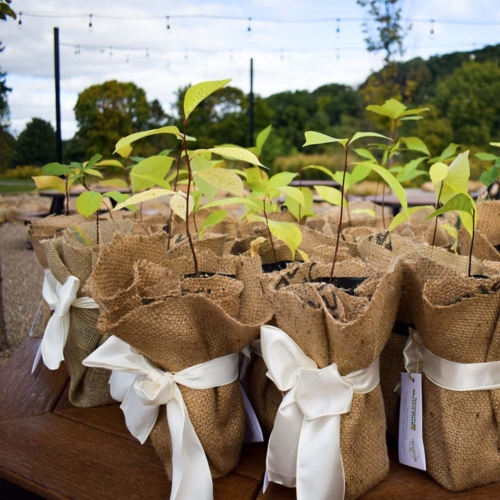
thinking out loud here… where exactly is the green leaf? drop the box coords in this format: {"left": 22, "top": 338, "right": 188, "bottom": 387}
{"left": 131, "top": 174, "right": 171, "bottom": 190}
{"left": 159, "top": 149, "right": 173, "bottom": 156}
{"left": 199, "top": 210, "right": 228, "bottom": 238}
{"left": 194, "top": 168, "right": 244, "bottom": 196}
{"left": 184, "top": 78, "right": 232, "bottom": 118}
{"left": 401, "top": 107, "right": 430, "bottom": 117}
{"left": 352, "top": 162, "right": 408, "bottom": 212}
{"left": 436, "top": 151, "right": 470, "bottom": 205}
{"left": 349, "top": 132, "right": 392, "bottom": 146}
{"left": 284, "top": 187, "right": 314, "bottom": 222}
{"left": 354, "top": 148, "right": 377, "bottom": 162}
{"left": 366, "top": 99, "right": 406, "bottom": 120}
{"left": 265, "top": 172, "right": 297, "bottom": 194}
{"left": 277, "top": 186, "right": 305, "bottom": 206}
{"left": 99, "top": 179, "right": 129, "bottom": 189}
{"left": 113, "top": 189, "right": 175, "bottom": 210}
{"left": 480, "top": 166, "right": 499, "bottom": 186}
{"left": 41, "top": 163, "right": 73, "bottom": 176}
{"left": 388, "top": 206, "right": 432, "bottom": 231}
{"left": 314, "top": 185, "right": 346, "bottom": 207}
{"left": 475, "top": 152, "right": 498, "bottom": 161}
{"left": 170, "top": 193, "right": 194, "bottom": 221}
{"left": 84, "top": 168, "right": 103, "bottom": 178}
{"left": 116, "top": 144, "right": 133, "bottom": 159}
{"left": 104, "top": 191, "right": 137, "bottom": 212}
{"left": 398, "top": 170, "right": 427, "bottom": 182}
{"left": 94, "top": 159, "right": 124, "bottom": 168}
{"left": 350, "top": 164, "right": 371, "bottom": 184}
{"left": 302, "top": 165, "right": 336, "bottom": 181}
{"left": 303, "top": 131, "right": 348, "bottom": 148}
{"left": 192, "top": 160, "right": 218, "bottom": 201}
{"left": 490, "top": 142, "right": 500, "bottom": 148}
{"left": 256, "top": 125, "right": 272, "bottom": 154}
{"left": 429, "top": 143, "right": 459, "bottom": 164}
{"left": 425, "top": 193, "right": 476, "bottom": 237}
{"left": 208, "top": 147, "right": 265, "bottom": 167}
{"left": 429, "top": 162, "right": 449, "bottom": 184}
{"left": 114, "top": 126, "right": 181, "bottom": 153}
{"left": 32, "top": 175, "right": 67, "bottom": 194}
{"left": 246, "top": 167, "right": 268, "bottom": 193}
{"left": 401, "top": 137, "right": 430, "bottom": 156}
{"left": 76, "top": 191, "right": 103, "bottom": 218}
{"left": 202, "top": 197, "right": 262, "bottom": 212}
{"left": 85, "top": 154, "right": 103, "bottom": 169}
{"left": 130, "top": 156, "right": 174, "bottom": 192}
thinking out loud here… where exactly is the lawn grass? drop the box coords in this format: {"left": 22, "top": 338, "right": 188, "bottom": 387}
{"left": 0, "top": 177, "right": 36, "bottom": 194}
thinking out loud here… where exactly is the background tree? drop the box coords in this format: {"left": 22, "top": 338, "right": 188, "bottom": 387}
{"left": 0, "top": 0, "right": 16, "bottom": 131}
{"left": 15, "top": 118, "right": 56, "bottom": 166}
{"left": 74, "top": 80, "right": 153, "bottom": 158}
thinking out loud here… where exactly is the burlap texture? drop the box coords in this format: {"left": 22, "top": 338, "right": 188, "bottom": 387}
{"left": 415, "top": 276, "right": 500, "bottom": 491}
{"left": 41, "top": 219, "right": 135, "bottom": 407}
{"left": 88, "top": 237, "right": 273, "bottom": 480}
{"left": 255, "top": 258, "right": 402, "bottom": 500}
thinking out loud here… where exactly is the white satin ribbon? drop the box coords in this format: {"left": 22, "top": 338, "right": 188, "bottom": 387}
{"left": 260, "top": 325, "right": 380, "bottom": 500}
{"left": 403, "top": 331, "right": 500, "bottom": 391}
{"left": 34, "top": 271, "right": 99, "bottom": 372}
{"left": 83, "top": 336, "right": 239, "bottom": 500}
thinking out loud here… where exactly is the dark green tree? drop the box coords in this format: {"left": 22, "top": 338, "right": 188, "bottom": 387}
{"left": 15, "top": 118, "right": 56, "bottom": 166}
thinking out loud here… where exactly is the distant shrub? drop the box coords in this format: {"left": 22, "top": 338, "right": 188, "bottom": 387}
{"left": 5, "top": 166, "right": 43, "bottom": 179}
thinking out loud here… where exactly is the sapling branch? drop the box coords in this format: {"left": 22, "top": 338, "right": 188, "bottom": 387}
{"left": 431, "top": 183, "right": 444, "bottom": 247}
{"left": 65, "top": 176, "right": 70, "bottom": 216}
{"left": 298, "top": 167, "right": 303, "bottom": 222}
{"left": 468, "top": 207, "right": 476, "bottom": 278}
{"left": 167, "top": 151, "right": 182, "bottom": 251}
{"left": 182, "top": 119, "right": 199, "bottom": 277}
{"left": 329, "top": 146, "right": 350, "bottom": 284}
{"left": 263, "top": 195, "right": 278, "bottom": 264}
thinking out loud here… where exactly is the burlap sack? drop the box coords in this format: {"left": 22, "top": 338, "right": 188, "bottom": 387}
{"left": 41, "top": 219, "right": 135, "bottom": 407}
{"left": 414, "top": 275, "right": 500, "bottom": 491}
{"left": 252, "top": 258, "right": 402, "bottom": 499}
{"left": 88, "top": 242, "right": 273, "bottom": 480}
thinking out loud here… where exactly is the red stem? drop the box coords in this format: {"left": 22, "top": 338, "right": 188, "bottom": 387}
{"left": 167, "top": 150, "right": 182, "bottom": 250}
{"left": 263, "top": 196, "right": 278, "bottom": 264}
{"left": 468, "top": 208, "right": 476, "bottom": 278}
{"left": 431, "top": 183, "right": 443, "bottom": 246}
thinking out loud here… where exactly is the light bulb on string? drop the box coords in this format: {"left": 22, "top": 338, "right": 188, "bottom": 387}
{"left": 18, "top": 11, "right": 22, "bottom": 29}
{"left": 430, "top": 19, "right": 434, "bottom": 38}
{"left": 89, "top": 14, "right": 93, "bottom": 32}
{"left": 75, "top": 45, "right": 81, "bottom": 56}
{"left": 126, "top": 54, "right": 129, "bottom": 63}
{"left": 146, "top": 47, "right": 149, "bottom": 58}
{"left": 247, "top": 17, "right": 252, "bottom": 37}
{"left": 336, "top": 18, "right": 340, "bottom": 38}
{"left": 166, "top": 15, "right": 170, "bottom": 33}
{"left": 470, "top": 43, "right": 476, "bottom": 60}
{"left": 110, "top": 46, "right": 113, "bottom": 57}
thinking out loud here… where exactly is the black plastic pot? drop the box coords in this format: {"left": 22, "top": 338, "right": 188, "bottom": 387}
{"left": 312, "top": 276, "right": 368, "bottom": 295}
{"left": 262, "top": 261, "right": 294, "bottom": 273}
{"left": 392, "top": 321, "right": 415, "bottom": 337}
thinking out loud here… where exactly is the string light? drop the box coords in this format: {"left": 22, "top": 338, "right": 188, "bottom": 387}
{"left": 74, "top": 44, "right": 81, "bottom": 55}
{"left": 109, "top": 46, "right": 113, "bottom": 57}
{"left": 166, "top": 15, "right": 170, "bottom": 32}
{"left": 336, "top": 18, "right": 340, "bottom": 37}
{"left": 89, "top": 13, "right": 93, "bottom": 32}
{"left": 247, "top": 17, "right": 252, "bottom": 35}
{"left": 146, "top": 47, "right": 149, "bottom": 58}
{"left": 18, "top": 11, "right": 22, "bottom": 29}
{"left": 430, "top": 19, "right": 435, "bottom": 38}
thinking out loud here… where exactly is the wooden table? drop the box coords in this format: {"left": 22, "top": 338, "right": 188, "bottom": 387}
{"left": 1, "top": 338, "right": 499, "bottom": 500}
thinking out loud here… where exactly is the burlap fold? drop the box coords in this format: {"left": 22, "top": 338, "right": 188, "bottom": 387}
{"left": 250, "top": 257, "right": 402, "bottom": 500}
{"left": 88, "top": 236, "right": 273, "bottom": 480}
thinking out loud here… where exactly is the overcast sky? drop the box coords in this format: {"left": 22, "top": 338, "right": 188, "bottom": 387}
{"left": 2, "top": 0, "right": 500, "bottom": 139}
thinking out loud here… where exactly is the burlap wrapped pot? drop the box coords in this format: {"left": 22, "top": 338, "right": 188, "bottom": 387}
{"left": 252, "top": 257, "right": 402, "bottom": 499}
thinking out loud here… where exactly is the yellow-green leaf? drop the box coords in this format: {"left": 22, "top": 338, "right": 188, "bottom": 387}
{"left": 303, "top": 131, "right": 348, "bottom": 148}
{"left": 388, "top": 206, "right": 432, "bottom": 231}
{"left": 297, "top": 249, "right": 310, "bottom": 262}
{"left": 170, "top": 193, "right": 194, "bottom": 221}
{"left": 302, "top": 165, "right": 336, "bottom": 181}
{"left": 85, "top": 168, "right": 103, "bottom": 178}
{"left": 314, "top": 185, "right": 346, "bottom": 207}
{"left": 199, "top": 210, "right": 228, "bottom": 238}
{"left": 437, "top": 151, "right": 470, "bottom": 205}
{"left": 195, "top": 168, "right": 243, "bottom": 196}
{"left": 94, "top": 159, "right": 124, "bottom": 168}
{"left": 32, "top": 175, "right": 66, "bottom": 194}
{"left": 208, "top": 147, "right": 264, "bottom": 167}
{"left": 130, "top": 156, "right": 174, "bottom": 192}
{"left": 278, "top": 186, "right": 305, "bottom": 206}
{"left": 349, "top": 132, "right": 392, "bottom": 146}
{"left": 439, "top": 222, "right": 458, "bottom": 241}
{"left": 490, "top": 142, "right": 500, "bottom": 148}
{"left": 284, "top": 187, "right": 314, "bottom": 222}
{"left": 256, "top": 125, "right": 272, "bottom": 154}
{"left": 429, "top": 162, "right": 449, "bottom": 184}
{"left": 265, "top": 172, "right": 297, "bottom": 194}
{"left": 250, "top": 217, "right": 302, "bottom": 259}
{"left": 202, "top": 197, "right": 261, "bottom": 212}
{"left": 115, "top": 126, "right": 181, "bottom": 153}
{"left": 401, "top": 137, "right": 430, "bottom": 156}
{"left": 425, "top": 193, "right": 476, "bottom": 237}
{"left": 76, "top": 191, "right": 103, "bottom": 218}
{"left": 113, "top": 189, "right": 175, "bottom": 210}
{"left": 366, "top": 99, "right": 406, "bottom": 120}
{"left": 184, "top": 78, "right": 232, "bottom": 118}
{"left": 351, "top": 208, "right": 376, "bottom": 217}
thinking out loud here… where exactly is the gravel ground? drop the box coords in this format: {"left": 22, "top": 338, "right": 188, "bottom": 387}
{"left": 0, "top": 222, "right": 45, "bottom": 367}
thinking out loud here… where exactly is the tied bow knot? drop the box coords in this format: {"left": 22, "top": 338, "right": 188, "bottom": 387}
{"left": 83, "top": 336, "right": 239, "bottom": 500}
{"left": 34, "top": 271, "right": 99, "bottom": 372}
{"left": 261, "top": 325, "right": 380, "bottom": 500}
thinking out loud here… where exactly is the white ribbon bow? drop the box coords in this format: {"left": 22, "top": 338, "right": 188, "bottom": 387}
{"left": 32, "top": 271, "right": 99, "bottom": 372}
{"left": 83, "top": 336, "right": 239, "bottom": 500}
{"left": 403, "top": 331, "right": 500, "bottom": 391}
{"left": 261, "top": 325, "right": 380, "bottom": 500}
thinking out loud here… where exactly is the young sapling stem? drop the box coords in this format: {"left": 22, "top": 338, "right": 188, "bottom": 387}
{"left": 468, "top": 207, "right": 476, "bottom": 278}
{"left": 181, "top": 119, "right": 199, "bottom": 277}
{"left": 167, "top": 151, "right": 182, "bottom": 251}
{"left": 431, "top": 183, "right": 444, "bottom": 246}
{"left": 263, "top": 195, "right": 278, "bottom": 264}
{"left": 381, "top": 118, "right": 398, "bottom": 229}
{"left": 329, "top": 145, "right": 349, "bottom": 284}
{"left": 298, "top": 167, "right": 303, "bottom": 222}
{"left": 82, "top": 177, "right": 113, "bottom": 220}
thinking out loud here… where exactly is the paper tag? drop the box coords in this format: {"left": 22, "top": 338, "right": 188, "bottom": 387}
{"left": 241, "top": 386, "right": 264, "bottom": 443}
{"left": 398, "top": 372, "right": 426, "bottom": 471}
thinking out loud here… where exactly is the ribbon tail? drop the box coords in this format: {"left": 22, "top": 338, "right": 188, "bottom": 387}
{"left": 120, "top": 383, "right": 159, "bottom": 445}
{"left": 297, "top": 415, "right": 344, "bottom": 500}
{"left": 110, "top": 370, "right": 138, "bottom": 402}
{"left": 266, "top": 393, "right": 302, "bottom": 488}
{"left": 40, "top": 313, "right": 69, "bottom": 370}
{"left": 168, "top": 389, "right": 213, "bottom": 500}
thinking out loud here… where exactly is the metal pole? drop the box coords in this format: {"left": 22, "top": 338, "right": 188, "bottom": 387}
{"left": 54, "top": 27, "right": 63, "bottom": 163}
{"left": 249, "top": 57, "right": 254, "bottom": 147}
